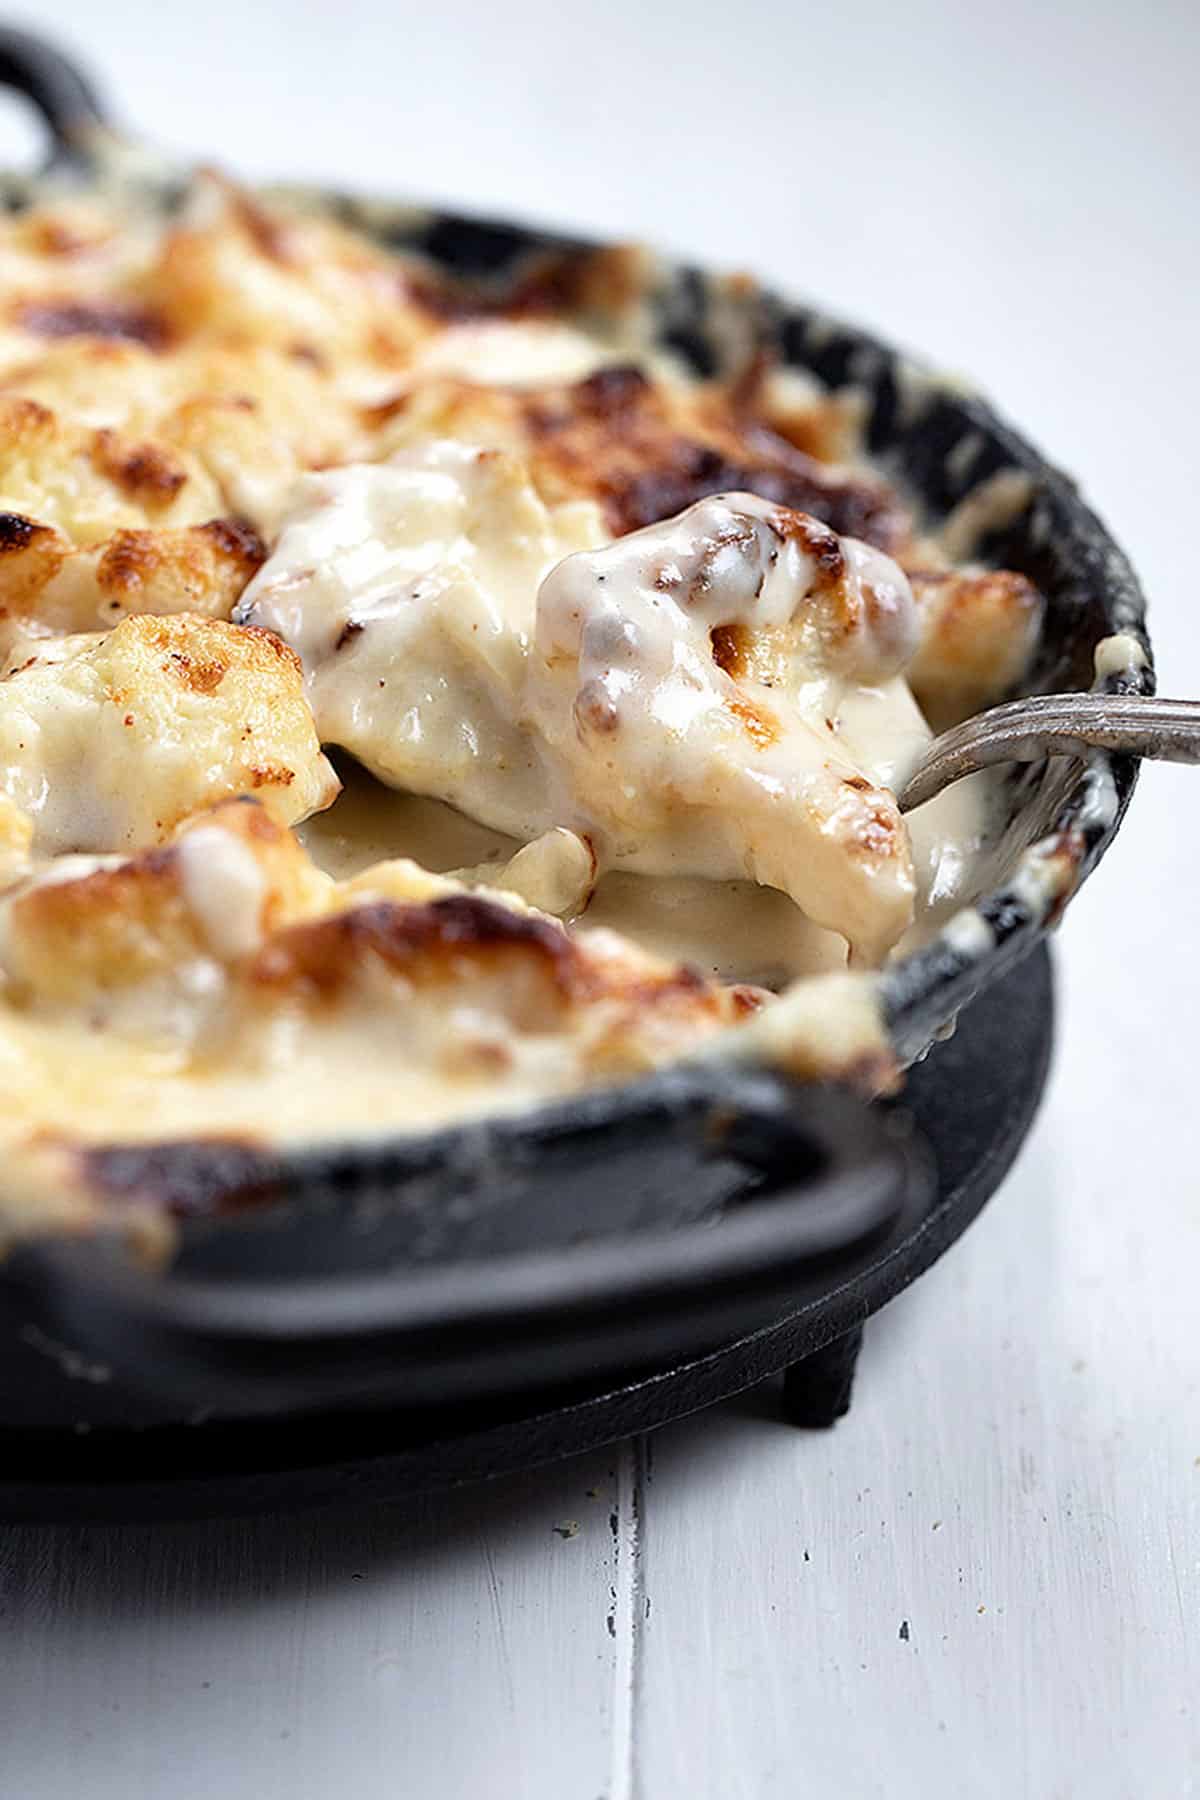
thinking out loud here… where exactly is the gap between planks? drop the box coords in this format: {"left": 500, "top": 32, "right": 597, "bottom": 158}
{"left": 607, "top": 1435, "right": 648, "bottom": 1800}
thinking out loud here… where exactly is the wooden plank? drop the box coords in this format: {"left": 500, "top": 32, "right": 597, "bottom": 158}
{"left": 0, "top": 1446, "right": 628, "bottom": 1800}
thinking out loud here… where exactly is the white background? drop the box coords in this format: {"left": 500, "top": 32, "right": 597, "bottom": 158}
{"left": 1, "top": 3, "right": 1198, "bottom": 1795}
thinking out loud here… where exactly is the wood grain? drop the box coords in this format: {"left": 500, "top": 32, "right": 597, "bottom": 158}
{"left": 0, "top": 1449, "right": 625, "bottom": 1800}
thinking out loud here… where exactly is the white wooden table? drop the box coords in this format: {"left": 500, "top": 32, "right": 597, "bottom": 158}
{"left": 1, "top": 3, "right": 1198, "bottom": 1793}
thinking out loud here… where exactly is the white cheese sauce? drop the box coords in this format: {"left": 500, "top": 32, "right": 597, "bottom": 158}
{"left": 300, "top": 755, "right": 995, "bottom": 987}
{"left": 253, "top": 463, "right": 942, "bottom": 965}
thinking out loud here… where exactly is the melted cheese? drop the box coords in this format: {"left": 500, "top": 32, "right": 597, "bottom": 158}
{"left": 237, "top": 440, "right": 608, "bottom": 820}
{"left": 250, "top": 467, "right": 927, "bottom": 963}
{"left": 526, "top": 495, "right": 922, "bottom": 962}
{"left": 0, "top": 803, "right": 776, "bottom": 1242}
{"left": 175, "top": 825, "right": 270, "bottom": 959}
{"left": 296, "top": 765, "right": 843, "bottom": 985}
{"left": 0, "top": 794, "right": 32, "bottom": 888}
{"left": 0, "top": 614, "right": 339, "bottom": 853}
{"left": 410, "top": 319, "right": 626, "bottom": 386}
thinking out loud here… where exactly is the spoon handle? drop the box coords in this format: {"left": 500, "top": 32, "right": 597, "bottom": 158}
{"left": 898, "top": 693, "right": 1200, "bottom": 812}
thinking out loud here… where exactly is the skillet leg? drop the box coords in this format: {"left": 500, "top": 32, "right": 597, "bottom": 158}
{"left": 780, "top": 1324, "right": 864, "bottom": 1427}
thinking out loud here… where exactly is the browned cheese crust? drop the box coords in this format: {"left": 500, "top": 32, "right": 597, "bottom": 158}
{"left": 906, "top": 566, "right": 1044, "bottom": 729}
{"left": 375, "top": 363, "right": 912, "bottom": 549}
{"left": 0, "top": 175, "right": 1040, "bottom": 709}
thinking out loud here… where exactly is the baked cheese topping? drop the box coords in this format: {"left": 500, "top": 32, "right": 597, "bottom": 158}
{"left": 527, "top": 494, "right": 923, "bottom": 963}
{"left": 236, "top": 439, "right": 608, "bottom": 822}
{"left": 241, "top": 463, "right": 930, "bottom": 962}
{"left": 0, "top": 171, "right": 1046, "bottom": 1242}
{"left": 0, "top": 613, "right": 338, "bottom": 855}
{"left": 0, "top": 802, "right": 775, "bottom": 1243}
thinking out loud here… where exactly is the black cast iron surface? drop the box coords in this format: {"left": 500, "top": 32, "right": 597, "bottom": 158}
{"left": 0, "top": 944, "right": 1052, "bottom": 1523}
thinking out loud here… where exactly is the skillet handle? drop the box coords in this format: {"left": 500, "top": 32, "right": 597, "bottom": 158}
{"left": 9, "top": 1070, "right": 934, "bottom": 1421}
{"left": 0, "top": 28, "right": 110, "bottom": 169}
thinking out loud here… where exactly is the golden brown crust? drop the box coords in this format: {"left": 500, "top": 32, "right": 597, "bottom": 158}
{"left": 136, "top": 171, "right": 433, "bottom": 368}
{"left": 5, "top": 846, "right": 197, "bottom": 1001}
{"left": 94, "top": 517, "right": 267, "bottom": 619}
{"left": 0, "top": 393, "right": 55, "bottom": 447}
{"left": 243, "top": 889, "right": 747, "bottom": 1020}
{"left": 0, "top": 510, "right": 69, "bottom": 614}
{"left": 722, "top": 686, "right": 781, "bottom": 751}
{"left": 0, "top": 393, "right": 220, "bottom": 549}
{"left": 0, "top": 614, "right": 338, "bottom": 853}
{"left": 378, "top": 363, "right": 911, "bottom": 550}
{"left": 906, "top": 566, "right": 1043, "bottom": 729}
{"left": 233, "top": 889, "right": 760, "bottom": 1081}
{"left": 90, "top": 429, "right": 189, "bottom": 507}
{"left": 248, "top": 893, "right": 578, "bottom": 1008}
{"left": 1, "top": 799, "right": 328, "bottom": 1006}
{"left": 14, "top": 296, "right": 169, "bottom": 349}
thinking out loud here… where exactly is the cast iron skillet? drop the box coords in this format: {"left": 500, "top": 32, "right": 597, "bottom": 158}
{"left": 0, "top": 29, "right": 1152, "bottom": 1426}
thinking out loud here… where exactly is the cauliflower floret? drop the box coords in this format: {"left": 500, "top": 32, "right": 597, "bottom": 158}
{"left": 236, "top": 439, "right": 609, "bottom": 821}
{"left": 525, "top": 495, "right": 923, "bottom": 963}
{"left": 906, "top": 565, "right": 1043, "bottom": 730}
{"left": 0, "top": 394, "right": 221, "bottom": 546}
{"left": 241, "top": 452, "right": 926, "bottom": 964}
{"left": 0, "top": 393, "right": 240, "bottom": 644}
{"left": 0, "top": 613, "right": 338, "bottom": 855}
{"left": 136, "top": 173, "right": 433, "bottom": 371}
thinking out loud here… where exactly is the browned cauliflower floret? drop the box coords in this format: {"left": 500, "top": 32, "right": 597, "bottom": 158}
{"left": 0, "top": 394, "right": 244, "bottom": 646}
{"left": 0, "top": 799, "right": 331, "bottom": 1009}
{"left": 136, "top": 174, "right": 433, "bottom": 371}
{"left": 0, "top": 394, "right": 221, "bottom": 544}
{"left": 0, "top": 613, "right": 338, "bottom": 854}
{"left": 374, "top": 362, "right": 910, "bottom": 550}
{"left": 906, "top": 566, "right": 1043, "bottom": 729}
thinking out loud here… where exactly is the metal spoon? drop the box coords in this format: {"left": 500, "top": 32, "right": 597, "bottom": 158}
{"left": 897, "top": 692, "right": 1200, "bottom": 813}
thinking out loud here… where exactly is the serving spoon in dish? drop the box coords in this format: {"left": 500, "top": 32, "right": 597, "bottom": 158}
{"left": 897, "top": 692, "right": 1200, "bottom": 812}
